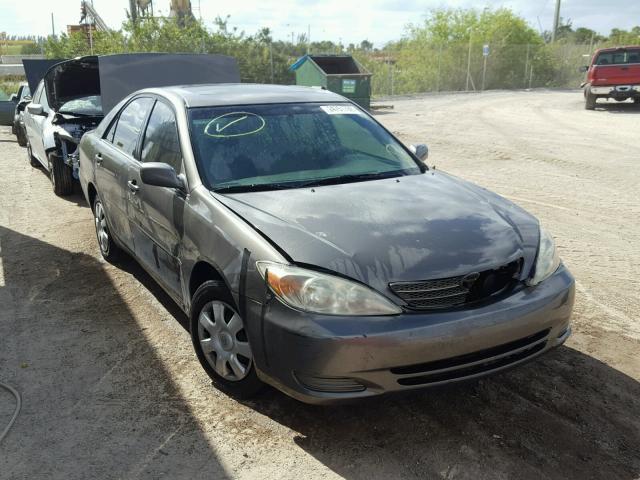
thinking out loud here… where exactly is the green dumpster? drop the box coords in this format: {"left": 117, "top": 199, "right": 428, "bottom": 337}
{"left": 290, "top": 55, "right": 372, "bottom": 110}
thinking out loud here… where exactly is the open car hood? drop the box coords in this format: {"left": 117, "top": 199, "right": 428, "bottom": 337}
{"left": 44, "top": 53, "right": 240, "bottom": 114}
{"left": 22, "top": 58, "right": 66, "bottom": 94}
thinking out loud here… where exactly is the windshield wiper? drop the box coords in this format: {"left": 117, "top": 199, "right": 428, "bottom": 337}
{"left": 291, "top": 170, "right": 408, "bottom": 188}
{"left": 213, "top": 182, "right": 297, "bottom": 194}
{"left": 58, "top": 111, "right": 100, "bottom": 117}
{"left": 213, "top": 171, "right": 411, "bottom": 194}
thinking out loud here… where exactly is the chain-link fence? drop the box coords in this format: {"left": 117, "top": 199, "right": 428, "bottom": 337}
{"left": 355, "top": 43, "right": 601, "bottom": 97}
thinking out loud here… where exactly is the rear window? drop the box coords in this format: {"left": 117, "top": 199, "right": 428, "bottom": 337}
{"left": 595, "top": 49, "right": 640, "bottom": 65}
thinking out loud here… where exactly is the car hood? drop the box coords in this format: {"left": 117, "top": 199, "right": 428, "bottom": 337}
{"left": 214, "top": 172, "right": 540, "bottom": 296}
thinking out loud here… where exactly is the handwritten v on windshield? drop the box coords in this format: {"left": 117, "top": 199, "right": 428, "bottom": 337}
{"left": 216, "top": 115, "right": 248, "bottom": 133}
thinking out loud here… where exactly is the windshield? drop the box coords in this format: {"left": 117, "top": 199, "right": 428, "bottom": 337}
{"left": 189, "top": 103, "right": 421, "bottom": 191}
{"left": 19, "top": 86, "right": 30, "bottom": 101}
{"left": 58, "top": 95, "right": 102, "bottom": 116}
{"left": 595, "top": 48, "right": 640, "bottom": 65}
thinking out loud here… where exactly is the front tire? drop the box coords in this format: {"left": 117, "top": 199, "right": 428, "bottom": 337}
{"left": 47, "top": 151, "right": 74, "bottom": 196}
{"left": 93, "top": 196, "right": 124, "bottom": 263}
{"left": 584, "top": 88, "right": 596, "bottom": 110}
{"left": 15, "top": 124, "right": 26, "bottom": 147}
{"left": 191, "top": 281, "right": 263, "bottom": 399}
{"left": 26, "top": 142, "right": 40, "bottom": 168}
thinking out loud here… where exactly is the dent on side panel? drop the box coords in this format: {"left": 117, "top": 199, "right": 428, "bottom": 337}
{"left": 180, "top": 187, "right": 286, "bottom": 313}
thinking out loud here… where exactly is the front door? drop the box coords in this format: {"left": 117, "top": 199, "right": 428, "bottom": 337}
{"left": 127, "top": 99, "right": 185, "bottom": 302}
{"left": 94, "top": 96, "right": 154, "bottom": 251}
{"left": 24, "top": 82, "right": 49, "bottom": 165}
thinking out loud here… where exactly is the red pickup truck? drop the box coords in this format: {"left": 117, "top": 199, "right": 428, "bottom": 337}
{"left": 582, "top": 46, "right": 640, "bottom": 110}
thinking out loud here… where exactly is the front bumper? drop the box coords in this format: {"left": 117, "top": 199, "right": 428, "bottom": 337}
{"left": 251, "top": 265, "right": 575, "bottom": 404}
{"left": 590, "top": 84, "right": 640, "bottom": 96}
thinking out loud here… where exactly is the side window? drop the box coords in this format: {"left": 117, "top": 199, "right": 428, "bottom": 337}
{"left": 140, "top": 101, "right": 182, "bottom": 172}
{"left": 111, "top": 97, "right": 154, "bottom": 157}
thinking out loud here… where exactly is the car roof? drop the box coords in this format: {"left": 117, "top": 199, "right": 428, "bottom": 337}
{"left": 595, "top": 45, "right": 640, "bottom": 53}
{"left": 149, "top": 83, "right": 349, "bottom": 108}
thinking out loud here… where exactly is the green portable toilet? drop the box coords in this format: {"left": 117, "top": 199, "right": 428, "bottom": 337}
{"left": 290, "top": 55, "right": 372, "bottom": 109}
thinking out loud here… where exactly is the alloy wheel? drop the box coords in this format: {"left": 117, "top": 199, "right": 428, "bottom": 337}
{"left": 94, "top": 201, "right": 110, "bottom": 255}
{"left": 197, "top": 301, "right": 252, "bottom": 381}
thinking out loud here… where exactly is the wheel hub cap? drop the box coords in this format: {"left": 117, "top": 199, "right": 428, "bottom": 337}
{"left": 197, "top": 301, "right": 252, "bottom": 382}
{"left": 219, "top": 332, "right": 234, "bottom": 351}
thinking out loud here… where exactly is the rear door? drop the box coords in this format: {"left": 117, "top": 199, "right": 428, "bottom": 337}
{"left": 94, "top": 96, "right": 154, "bottom": 251}
{"left": 127, "top": 99, "right": 186, "bottom": 301}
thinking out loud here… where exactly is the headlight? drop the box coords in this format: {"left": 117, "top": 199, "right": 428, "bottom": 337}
{"left": 256, "top": 262, "right": 402, "bottom": 316}
{"left": 528, "top": 227, "right": 561, "bottom": 286}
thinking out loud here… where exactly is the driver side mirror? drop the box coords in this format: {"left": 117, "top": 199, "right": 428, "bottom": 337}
{"left": 9, "top": 94, "right": 17, "bottom": 102}
{"left": 27, "top": 103, "right": 44, "bottom": 116}
{"left": 409, "top": 143, "right": 429, "bottom": 162}
{"left": 140, "top": 162, "right": 186, "bottom": 191}
{"left": 579, "top": 65, "right": 589, "bottom": 73}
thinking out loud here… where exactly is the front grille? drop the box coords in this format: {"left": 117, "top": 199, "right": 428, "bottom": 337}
{"left": 392, "top": 328, "right": 550, "bottom": 386}
{"left": 389, "top": 259, "right": 522, "bottom": 310}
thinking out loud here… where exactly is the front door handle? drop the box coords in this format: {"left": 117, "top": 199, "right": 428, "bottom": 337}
{"left": 95, "top": 153, "right": 103, "bottom": 165}
{"left": 127, "top": 180, "right": 140, "bottom": 193}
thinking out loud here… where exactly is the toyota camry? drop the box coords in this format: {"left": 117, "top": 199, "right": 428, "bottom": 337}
{"left": 79, "top": 84, "right": 574, "bottom": 404}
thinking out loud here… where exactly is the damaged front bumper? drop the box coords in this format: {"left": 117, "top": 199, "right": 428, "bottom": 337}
{"left": 248, "top": 265, "right": 574, "bottom": 404}
{"left": 51, "top": 115, "right": 102, "bottom": 179}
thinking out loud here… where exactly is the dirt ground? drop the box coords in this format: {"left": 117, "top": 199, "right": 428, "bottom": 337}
{"left": 0, "top": 90, "right": 639, "bottom": 480}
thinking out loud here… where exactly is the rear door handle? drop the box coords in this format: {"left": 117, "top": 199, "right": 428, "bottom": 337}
{"left": 127, "top": 180, "right": 140, "bottom": 193}
{"left": 95, "top": 153, "right": 103, "bottom": 165}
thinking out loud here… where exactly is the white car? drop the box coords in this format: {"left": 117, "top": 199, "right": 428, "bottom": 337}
{"left": 23, "top": 58, "right": 103, "bottom": 196}
{"left": 23, "top": 54, "right": 240, "bottom": 196}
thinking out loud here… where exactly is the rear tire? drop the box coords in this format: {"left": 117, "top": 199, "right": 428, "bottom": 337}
{"left": 584, "top": 89, "right": 596, "bottom": 110}
{"left": 191, "top": 280, "right": 264, "bottom": 399}
{"left": 92, "top": 196, "right": 124, "bottom": 263}
{"left": 47, "top": 151, "right": 74, "bottom": 196}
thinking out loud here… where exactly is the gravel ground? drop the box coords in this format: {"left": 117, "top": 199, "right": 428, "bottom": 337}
{"left": 0, "top": 89, "right": 639, "bottom": 480}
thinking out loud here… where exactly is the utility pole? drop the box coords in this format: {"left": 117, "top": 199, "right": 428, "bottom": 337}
{"left": 465, "top": 30, "right": 472, "bottom": 91}
{"left": 51, "top": 12, "right": 55, "bottom": 38}
{"left": 129, "top": 0, "right": 138, "bottom": 24}
{"left": 551, "top": 0, "right": 561, "bottom": 42}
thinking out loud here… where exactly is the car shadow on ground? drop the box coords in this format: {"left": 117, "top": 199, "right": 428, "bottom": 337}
{"left": 243, "top": 346, "right": 640, "bottom": 479}
{"left": 28, "top": 164, "right": 90, "bottom": 207}
{"left": 120, "top": 240, "right": 640, "bottom": 479}
{"left": 0, "top": 226, "right": 228, "bottom": 479}
{"left": 595, "top": 102, "right": 640, "bottom": 114}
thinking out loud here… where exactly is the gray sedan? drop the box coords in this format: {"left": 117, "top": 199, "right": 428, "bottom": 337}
{"left": 79, "top": 84, "right": 574, "bottom": 404}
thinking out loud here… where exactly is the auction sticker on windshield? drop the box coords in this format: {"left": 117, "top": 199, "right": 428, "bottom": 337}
{"left": 320, "top": 105, "right": 363, "bottom": 115}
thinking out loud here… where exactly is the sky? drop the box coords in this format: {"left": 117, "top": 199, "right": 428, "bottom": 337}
{"left": 1, "top": 0, "right": 639, "bottom": 46}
